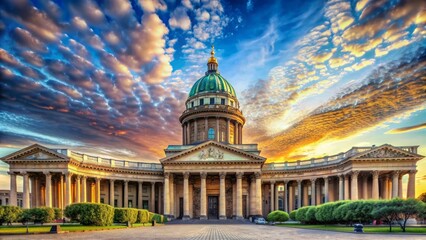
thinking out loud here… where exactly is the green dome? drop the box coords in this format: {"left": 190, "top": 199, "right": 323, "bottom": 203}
{"left": 189, "top": 72, "right": 236, "bottom": 98}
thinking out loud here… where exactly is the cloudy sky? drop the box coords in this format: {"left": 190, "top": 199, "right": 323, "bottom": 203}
{"left": 0, "top": 0, "right": 425, "bottom": 195}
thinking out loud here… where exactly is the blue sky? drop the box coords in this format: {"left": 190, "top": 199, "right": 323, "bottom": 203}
{"left": 0, "top": 0, "right": 426, "bottom": 193}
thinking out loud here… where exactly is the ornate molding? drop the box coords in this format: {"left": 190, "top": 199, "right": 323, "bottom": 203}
{"left": 255, "top": 172, "right": 261, "bottom": 179}
{"left": 198, "top": 147, "right": 224, "bottom": 160}
{"left": 236, "top": 172, "right": 244, "bottom": 179}
{"left": 183, "top": 172, "right": 190, "bottom": 179}
{"left": 200, "top": 172, "right": 207, "bottom": 179}
{"left": 219, "top": 172, "right": 226, "bottom": 179}
{"left": 359, "top": 148, "right": 410, "bottom": 158}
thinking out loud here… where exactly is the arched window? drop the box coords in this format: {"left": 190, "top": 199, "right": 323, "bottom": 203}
{"left": 208, "top": 128, "right": 215, "bottom": 140}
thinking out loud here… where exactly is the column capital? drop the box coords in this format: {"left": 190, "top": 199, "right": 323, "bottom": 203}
{"left": 409, "top": 170, "right": 418, "bottom": 174}
{"left": 76, "top": 175, "right": 82, "bottom": 180}
{"left": 296, "top": 179, "right": 302, "bottom": 184}
{"left": 81, "top": 176, "right": 87, "bottom": 180}
{"left": 254, "top": 172, "right": 261, "bottom": 179}
{"left": 310, "top": 178, "right": 316, "bottom": 183}
{"left": 43, "top": 171, "right": 51, "bottom": 176}
{"left": 20, "top": 171, "right": 28, "bottom": 176}
{"left": 200, "top": 172, "right": 207, "bottom": 179}
{"left": 324, "top": 176, "right": 329, "bottom": 182}
{"left": 270, "top": 180, "right": 276, "bottom": 184}
{"left": 110, "top": 179, "right": 115, "bottom": 183}
{"left": 151, "top": 181, "right": 156, "bottom": 186}
{"left": 250, "top": 176, "right": 256, "bottom": 183}
{"left": 352, "top": 171, "right": 360, "bottom": 177}
{"left": 392, "top": 171, "right": 401, "bottom": 177}
{"left": 164, "top": 172, "right": 170, "bottom": 179}
{"left": 219, "top": 172, "right": 226, "bottom": 179}
{"left": 123, "top": 179, "right": 129, "bottom": 183}
{"left": 183, "top": 172, "right": 190, "bottom": 179}
{"left": 372, "top": 170, "right": 380, "bottom": 177}
{"left": 236, "top": 172, "right": 244, "bottom": 179}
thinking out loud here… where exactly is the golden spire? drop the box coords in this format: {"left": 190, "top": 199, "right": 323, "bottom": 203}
{"left": 208, "top": 44, "right": 218, "bottom": 64}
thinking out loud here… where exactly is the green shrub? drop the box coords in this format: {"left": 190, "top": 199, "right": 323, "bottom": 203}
{"left": 65, "top": 203, "right": 114, "bottom": 226}
{"left": 137, "top": 209, "right": 150, "bottom": 223}
{"left": 114, "top": 208, "right": 138, "bottom": 224}
{"left": 18, "top": 209, "right": 33, "bottom": 224}
{"left": 32, "top": 207, "right": 55, "bottom": 224}
{"left": 53, "top": 208, "right": 63, "bottom": 219}
{"left": 148, "top": 212, "right": 155, "bottom": 221}
{"left": 295, "top": 206, "right": 310, "bottom": 223}
{"left": 315, "top": 201, "right": 349, "bottom": 224}
{"left": 305, "top": 206, "right": 317, "bottom": 224}
{"left": 289, "top": 210, "right": 297, "bottom": 220}
{"left": 267, "top": 210, "right": 289, "bottom": 222}
{"left": 0, "top": 206, "right": 22, "bottom": 225}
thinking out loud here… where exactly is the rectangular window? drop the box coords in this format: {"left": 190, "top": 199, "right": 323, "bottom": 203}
{"left": 128, "top": 200, "right": 133, "bottom": 208}
{"left": 191, "top": 102, "right": 194, "bottom": 108}
{"left": 114, "top": 199, "right": 118, "bottom": 207}
{"left": 221, "top": 98, "right": 225, "bottom": 105}
{"left": 230, "top": 100, "right": 234, "bottom": 107}
{"left": 100, "top": 198, "right": 104, "bottom": 204}
{"left": 200, "top": 99, "right": 204, "bottom": 105}
{"left": 210, "top": 98, "right": 215, "bottom": 104}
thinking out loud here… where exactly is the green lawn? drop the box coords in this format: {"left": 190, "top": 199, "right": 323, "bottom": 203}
{"left": 0, "top": 223, "right": 153, "bottom": 235}
{"left": 276, "top": 223, "right": 426, "bottom": 234}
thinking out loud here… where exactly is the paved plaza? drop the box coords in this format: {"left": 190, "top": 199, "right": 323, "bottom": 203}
{"left": 1, "top": 224, "right": 425, "bottom": 240}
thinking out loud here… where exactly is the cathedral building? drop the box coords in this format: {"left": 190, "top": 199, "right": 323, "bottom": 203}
{"left": 1, "top": 48, "right": 423, "bottom": 220}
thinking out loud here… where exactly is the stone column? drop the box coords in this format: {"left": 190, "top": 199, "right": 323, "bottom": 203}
{"left": 65, "top": 173, "right": 72, "bottom": 206}
{"left": 284, "top": 181, "right": 288, "bottom": 212}
{"left": 344, "top": 175, "right": 350, "bottom": 200}
{"left": 44, "top": 172, "right": 52, "bottom": 207}
{"left": 255, "top": 172, "right": 262, "bottom": 216}
{"left": 150, "top": 182, "right": 156, "bottom": 212}
{"left": 297, "top": 180, "right": 302, "bottom": 208}
{"left": 324, "top": 177, "right": 329, "bottom": 203}
{"left": 288, "top": 184, "right": 294, "bottom": 211}
{"left": 22, "top": 172, "right": 30, "bottom": 209}
{"left": 163, "top": 172, "right": 170, "bottom": 217}
{"left": 158, "top": 184, "right": 163, "bottom": 213}
{"left": 205, "top": 118, "right": 208, "bottom": 141}
{"left": 250, "top": 176, "right": 256, "bottom": 215}
{"left": 219, "top": 172, "right": 226, "bottom": 219}
{"left": 138, "top": 181, "right": 143, "bottom": 209}
{"left": 200, "top": 172, "right": 207, "bottom": 219}
{"left": 351, "top": 171, "right": 359, "bottom": 200}
{"left": 382, "top": 175, "right": 389, "bottom": 199}
{"left": 338, "top": 175, "right": 344, "bottom": 200}
{"left": 110, "top": 179, "right": 115, "bottom": 206}
{"left": 183, "top": 172, "right": 190, "bottom": 220}
{"left": 123, "top": 180, "right": 128, "bottom": 207}
{"left": 216, "top": 118, "right": 220, "bottom": 141}
{"left": 398, "top": 175, "right": 403, "bottom": 198}
{"left": 9, "top": 172, "right": 17, "bottom": 206}
{"left": 182, "top": 125, "right": 185, "bottom": 144}
{"left": 407, "top": 170, "right": 416, "bottom": 198}
{"left": 270, "top": 181, "right": 275, "bottom": 211}
{"left": 236, "top": 172, "right": 244, "bottom": 219}
{"left": 194, "top": 120, "right": 198, "bottom": 142}
{"left": 372, "top": 171, "right": 379, "bottom": 199}
{"left": 169, "top": 175, "right": 174, "bottom": 218}
{"left": 95, "top": 178, "right": 101, "bottom": 203}
{"left": 310, "top": 179, "right": 316, "bottom": 206}
{"left": 303, "top": 184, "right": 309, "bottom": 206}
{"left": 226, "top": 119, "right": 230, "bottom": 143}
{"left": 81, "top": 176, "right": 87, "bottom": 202}
{"left": 392, "top": 171, "right": 399, "bottom": 198}
{"left": 239, "top": 124, "right": 243, "bottom": 144}
{"left": 35, "top": 177, "right": 41, "bottom": 207}
{"left": 275, "top": 184, "right": 279, "bottom": 210}
{"left": 316, "top": 181, "right": 321, "bottom": 204}
{"left": 75, "top": 176, "right": 81, "bottom": 203}
{"left": 235, "top": 123, "right": 239, "bottom": 144}
{"left": 362, "top": 175, "right": 368, "bottom": 199}
{"left": 186, "top": 122, "right": 190, "bottom": 144}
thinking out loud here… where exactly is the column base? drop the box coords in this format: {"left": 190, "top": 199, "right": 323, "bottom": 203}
{"left": 182, "top": 215, "right": 191, "bottom": 220}
{"left": 199, "top": 215, "right": 207, "bottom": 220}
{"left": 235, "top": 216, "right": 244, "bottom": 220}
{"left": 219, "top": 215, "right": 227, "bottom": 220}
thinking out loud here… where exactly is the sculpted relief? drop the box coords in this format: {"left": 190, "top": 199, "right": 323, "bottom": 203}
{"left": 198, "top": 147, "right": 224, "bottom": 160}
{"left": 361, "top": 149, "right": 408, "bottom": 158}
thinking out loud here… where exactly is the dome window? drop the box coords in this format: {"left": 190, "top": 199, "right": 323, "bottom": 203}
{"left": 210, "top": 98, "right": 215, "bottom": 104}
{"left": 221, "top": 98, "right": 225, "bottom": 105}
{"left": 200, "top": 99, "right": 204, "bottom": 105}
{"left": 208, "top": 128, "right": 215, "bottom": 140}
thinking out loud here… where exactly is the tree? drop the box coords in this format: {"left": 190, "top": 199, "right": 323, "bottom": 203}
{"left": 392, "top": 198, "right": 424, "bottom": 232}
{"left": 372, "top": 201, "right": 399, "bottom": 232}
{"left": 295, "top": 206, "right": 310, "bottom": 223}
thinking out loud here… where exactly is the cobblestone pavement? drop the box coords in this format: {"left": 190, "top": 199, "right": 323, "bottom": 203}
{"left": 1, "top": 224, "right": 425, "bottom": 240}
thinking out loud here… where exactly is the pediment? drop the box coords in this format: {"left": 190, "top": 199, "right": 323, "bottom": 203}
{"left": 1, "top": 144, "right": 68, "bottom": 162}
{"left": 352, "top": 145, "right": 422, "bottom": 160}
{"left": 161, "top": 141, "right": 266, "bottom": 163}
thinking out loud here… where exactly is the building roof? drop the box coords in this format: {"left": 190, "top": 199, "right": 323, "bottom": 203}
{"left": 189, "top": 72, "right": 237, "bottom": 98}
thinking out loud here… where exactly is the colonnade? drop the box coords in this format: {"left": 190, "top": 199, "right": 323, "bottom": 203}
{"left": 265, "top": 170, "right": 417, "bottom": 213}
{"left": 163, "top": 172, "right": 263, "bottom": 220}
{"left": 8, "top": 171, "right": 162, "bottom": 212}
{"left": 182, "top": 117, "right": 243, "bottom": 144}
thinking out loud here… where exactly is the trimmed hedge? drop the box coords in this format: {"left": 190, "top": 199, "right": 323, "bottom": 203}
{"left": 305, "top": 206, "right": 317, "bottom": 224}
{"left": 267, "top": 210, "right": 289, "bottom": 222}
{"left": 315, "top": 201, "right": 348, "bottom": 224}
{"left": 114, "top": 208, "right": 138, "bottom": 224}
{"left": 53, "top": 207, "right": 63, "bottom": 219}
{"left": 295, "top": 206, "right": 310, "bottom": 223}
{"left": 0, "top": 206, "right": 22, "bottom": 225}
{"left": 289, "top": 210, "right": 297, "bottom": 220}
{"left": 137, "top": 209, "right": 150, "bottom": 223}
{"left": 65, "top": 203, "right": 114, "bottom": 226}
{"left": 150, "top": 212, "right": 167, "bottom": 223}
{"left": 30, "top": 207, "right": 55, "bottom": 224}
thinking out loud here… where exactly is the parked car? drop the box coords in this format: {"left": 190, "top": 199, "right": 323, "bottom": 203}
{"left": 255, "top": 217, "right": 267, "bottom": 224}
